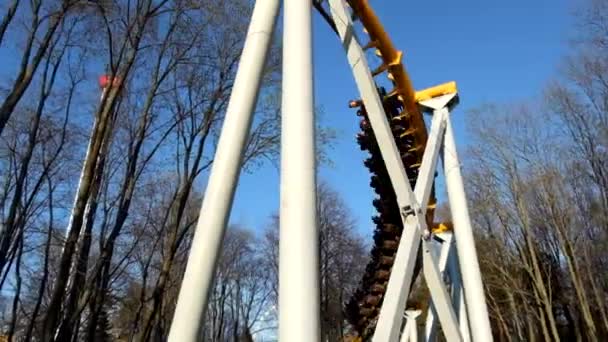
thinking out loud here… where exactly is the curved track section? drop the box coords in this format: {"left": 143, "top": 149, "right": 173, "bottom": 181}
{"left": 340, "top": 1, "right": 437, "bottom": 339}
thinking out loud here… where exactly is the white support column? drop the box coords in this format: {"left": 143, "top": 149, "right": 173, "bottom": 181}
{"left": 415, "top": 106, "right": 462, "bottom": 342}
{"left": 401, "top": 310, "right": 422, "bottom": 342}
{"left": 448, "top": 248, "right": 472, "bottom": 342}
{"left": 401, "top": 319, "right": 413, "bottom": 342}
{"left": 410, "top": 320, "right": 419, "bottom": 342}
{"left": 168, "top": 1, "right": 280, "bottom": 340}
{"left": 421, "top": 238, "right": 462, "bottom": 342}
{"left": 279, "top": 0, "right": 320, "bottom": 341}
{"left": 443, "top": 116, "right": 493, "bottom": 342}
{"left": 425, "top": 233, "right": 454, "bottom": 342}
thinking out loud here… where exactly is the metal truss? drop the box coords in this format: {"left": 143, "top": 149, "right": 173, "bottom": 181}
{"left": 328, "top": 0, "right": 492, "bottom": 341}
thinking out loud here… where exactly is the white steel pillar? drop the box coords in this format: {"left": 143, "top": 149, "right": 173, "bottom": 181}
{"left": 425, "top": 232, "right": 454, "bottom": 342}
{"left": 443, "top": 116, "right": 493, "bottom": 342}
{"left": 168, "top": 1, "right": 280, "bottom": 340}
{"left": 400, "top": 310, "right": 422, "bottom": 342}
{"left": 448, "top": 250, "right": 472, "bottom": 342}
{"left": 279, "top": 0, "right": 320, "bottom": 341}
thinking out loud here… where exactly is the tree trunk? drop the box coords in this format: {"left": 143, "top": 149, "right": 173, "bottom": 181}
{"left": 583, "top": 247, "right": 608, "bottom": 335}
{"left": 513, "top": 178, "right": 561, "bottom": 342}
{"left": 507, "top": 291, "right": 524, "bottom": 341}
{"left": 41, "top": 86, "right": 120, "bottom": 340}
{"left": 41, "top": 14, "right": 149, "bottom": 331}
{"left": 55, "top": 97, "right": 117, "bottom": 341}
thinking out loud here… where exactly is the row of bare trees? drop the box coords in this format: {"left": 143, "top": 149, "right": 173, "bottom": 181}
{"left": 0, "top": 0, "right": 287, "bottom": 340}
{"left": 466, "top": 0, "right": 608, "bottom": 340}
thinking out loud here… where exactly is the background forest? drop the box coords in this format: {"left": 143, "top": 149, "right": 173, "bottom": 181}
{"left": 0, "top": 0, "right": 605, "bottom": 341}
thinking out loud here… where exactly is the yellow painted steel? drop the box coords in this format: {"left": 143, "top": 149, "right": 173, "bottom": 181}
{"left": 347, "top": 0, "right": 428, "bottom": 161}
{"left": 415, "top": 81, "right": 458, "bottom": 102}
{"left": 432, "top": 222, "right": 453, "bottom": 233}
{"left": 343, "top": 337, "right": 363, "bottom": 342}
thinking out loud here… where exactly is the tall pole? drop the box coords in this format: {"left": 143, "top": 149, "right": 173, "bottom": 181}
{"left": 168, "top": 0, "right": 280, "bottom": 340}
{"left": 279, "top": 0, "right": 320, "bottom": 340}
{"left": 443, "top": 116, "right": 493, "bottom": 342}
{"left": 62, "top": 83, "right": 108, "bottom": 244}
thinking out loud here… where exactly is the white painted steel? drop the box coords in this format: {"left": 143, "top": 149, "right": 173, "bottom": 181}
{"left": 401, "top": 310, "right": 422, "bottom": 342}
{"left": 374, "top": 216, "right": 423, "bottom": 342}
{"left": 278, "top": 0, "right": 320, "bottom": 340}
{"left": 425, "top": 233, "right": 454, "bottom": 342}
{"left": 421, "top": 238, "right": 462, "bottom": 342}
{"left": 414, "top": 108, "right": 446, "bottom": 213}
{"left": 449, "top": 248, "right": 472, "bottom": 342}
{"left": 410, "top": 312, "right": 420, "bottom": 342}
{"left": 443, "top": 116, "right": 493, "bottom": 342}
{"left": 168, "top": 1, "right": 280, "bottom": 340}
{"left": 410, "top": 323, "right": 418, "bottom": 342}
{"left": 401, "top": 319, "right": 413, "bottom": 342}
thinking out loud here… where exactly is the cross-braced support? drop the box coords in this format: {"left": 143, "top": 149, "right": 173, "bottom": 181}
{"left": 328, "top": 0, "right": 492, "bottom": 340}
{"left": 424, "top": 232, "right": 472, "bottom": 342}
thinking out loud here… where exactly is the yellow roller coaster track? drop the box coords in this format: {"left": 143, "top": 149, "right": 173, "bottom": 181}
{"left": 349, "top": 0, "right": 429, "bottom": 149}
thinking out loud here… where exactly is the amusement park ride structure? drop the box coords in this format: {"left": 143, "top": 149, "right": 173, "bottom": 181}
{"left": 167, "top": 0, "right": 493, "bottom": 341}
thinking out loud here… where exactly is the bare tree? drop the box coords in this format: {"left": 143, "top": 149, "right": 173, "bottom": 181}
{"left": 0, "top": 0, "right": 82, "bottom": 135}
{"left": 88, "top": 2, "right": 283, "bottom": 340}
{"left": 203, "top": 227, "right": 274, "bottom": 342}
{"left": 467, "top": 80, "right": 608, "bottom": 340}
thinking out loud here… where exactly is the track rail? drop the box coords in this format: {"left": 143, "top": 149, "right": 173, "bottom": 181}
{"left": 338, "top": 0, "right": 438, "bottom": 339}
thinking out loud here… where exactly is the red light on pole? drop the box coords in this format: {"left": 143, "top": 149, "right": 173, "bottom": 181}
{"left": 98, "top": 74, "right": 122, "bottom": 89}
{"left": 98, "top": 74, "right": 109, "bottom": 89}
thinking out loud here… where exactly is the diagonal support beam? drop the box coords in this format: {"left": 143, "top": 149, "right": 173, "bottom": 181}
{"left": 448, "top": 246, "right": 472, "bottom": 342}
{"left": 422, "top": 237, "right": 461, "bottom": 341}
{"left": 415, "top": 107, "right": 447, "bottom": 215}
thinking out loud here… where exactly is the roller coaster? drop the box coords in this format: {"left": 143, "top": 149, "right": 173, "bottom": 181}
{"left": 167, "top": 1, "right": 492, "bottom": 341}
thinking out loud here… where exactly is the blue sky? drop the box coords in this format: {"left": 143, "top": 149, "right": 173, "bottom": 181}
{"left": 229, "top": 0, "right": 575, "bottom": 237}
{"left": 0, "top": 1, "right": 575, "bottom": 238}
